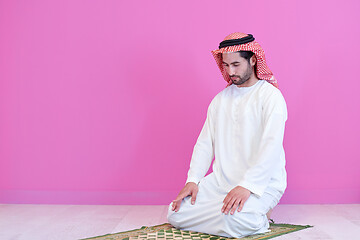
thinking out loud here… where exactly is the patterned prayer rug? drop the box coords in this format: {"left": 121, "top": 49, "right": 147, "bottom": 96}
{"left": 80, "top": 222, "right": 313, "bottom": 240}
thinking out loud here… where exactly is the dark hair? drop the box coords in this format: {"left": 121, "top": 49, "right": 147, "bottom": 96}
{"left": 237, "top": 51, "right": 254, "bottom": 62}
{"left": 238, "top": 51, "right": 257, "bottom": 77}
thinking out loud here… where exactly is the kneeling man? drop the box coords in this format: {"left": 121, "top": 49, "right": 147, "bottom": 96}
{"left": 167, "top": 32, "right": 288, "bottom": 238}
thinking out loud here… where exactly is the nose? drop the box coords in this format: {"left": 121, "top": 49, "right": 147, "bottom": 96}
{"left": 227, "top": 66, "right": 236, "bottom": 76}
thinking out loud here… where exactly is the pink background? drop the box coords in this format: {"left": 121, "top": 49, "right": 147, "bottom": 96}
{"left": 0, "top": 0, "right": 359, "bottom": 205}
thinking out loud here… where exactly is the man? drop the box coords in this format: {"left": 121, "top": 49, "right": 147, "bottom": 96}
{"left": 167, "top": 32, "right": 288, "bottom": 238}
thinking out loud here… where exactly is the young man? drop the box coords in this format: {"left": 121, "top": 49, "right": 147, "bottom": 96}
{"left": 167, "top": 33, "right": 288, "bottom": 238}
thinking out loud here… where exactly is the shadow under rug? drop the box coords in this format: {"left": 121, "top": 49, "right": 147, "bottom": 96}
{"left": 80, "top": 222, "right": 313, "bottom": 240}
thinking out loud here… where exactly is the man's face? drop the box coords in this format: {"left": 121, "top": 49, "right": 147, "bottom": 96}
{"left": 222, "top": 52, "right": 254, "bottom": 86}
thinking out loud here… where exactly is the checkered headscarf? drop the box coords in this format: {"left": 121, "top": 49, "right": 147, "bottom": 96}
{"left": 211, "top": 32, "right": 278, "bottom": 88}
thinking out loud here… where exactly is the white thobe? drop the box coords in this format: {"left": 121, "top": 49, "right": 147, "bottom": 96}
{"left": 167, "top": 80, "right": 288, "bottom": 238}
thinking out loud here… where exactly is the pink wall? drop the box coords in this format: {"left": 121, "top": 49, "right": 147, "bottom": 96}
{"left": 0, "top": 0, "right": 359, "bottom": 204}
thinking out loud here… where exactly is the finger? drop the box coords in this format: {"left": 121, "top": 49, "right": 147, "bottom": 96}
{"left": 223, "top": 194, "right": 230, "bottom": 204}
{"left": 174, "top": 189, "right": 193, "bottom": 211}
{"left": 191, "top": 189, "right": 198, "bottom": 205}
{"left": 222, "top": 193, "right": 232, "bottom": 212}
{"left": 237, "top": 200, "right": 245, "bottom": 212}
{"left": 221, "top": 197, "right": 228, "bottom": 213}
{"left": 223, "top": 197, "right": 235, "bottom": 215}
{"left": 173, "top": 196, "right": 182, "bottom": 203}
{"left": 174, "top": 200, "right": 182, "bottom": 212}
{"left": 172, "top": 199, "right": 180, "bottom": 211}
{"left": 171, "top": 200, "right": 177, "bottom": 211}
{"left": 221, "top": 195, "right": 231, "bottom": 212}
{"left": 230, "top": 199, "right": 241, "bottom": 215}
{"left": 174, "top": 191, "right": 189, "bottom": 203}
{"left": 225, "top": 198, "right": 236, "bottom": 215}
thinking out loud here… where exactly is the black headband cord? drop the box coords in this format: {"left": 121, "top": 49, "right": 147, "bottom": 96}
{"left": 219, "top": 34, "right": 255, "bottom": 49}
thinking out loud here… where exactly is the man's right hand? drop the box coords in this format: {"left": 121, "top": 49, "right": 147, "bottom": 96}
{"left": 171, "top": 182, "right": 199, "bottom": 212}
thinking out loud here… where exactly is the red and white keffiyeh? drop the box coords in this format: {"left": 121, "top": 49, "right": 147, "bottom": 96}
{"left": 211, "top": 32, "right": 278, "bottom": 88}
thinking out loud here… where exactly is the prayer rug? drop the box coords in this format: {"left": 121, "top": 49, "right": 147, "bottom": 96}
{"left": 80, "top": 222, "right": 313, "bottom": 240}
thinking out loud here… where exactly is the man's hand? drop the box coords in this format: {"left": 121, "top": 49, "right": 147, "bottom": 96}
{"left": 221, "top": 186, "right": 251, "bottom": 215}
{"left": 171, "top": 182, "right": 198, "bottom": 212}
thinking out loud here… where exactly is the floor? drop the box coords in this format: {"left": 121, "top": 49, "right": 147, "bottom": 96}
{"left": 0, "top": 204, "right": 359, "bottom": 240}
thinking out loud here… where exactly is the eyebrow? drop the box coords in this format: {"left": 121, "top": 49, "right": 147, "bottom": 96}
{"left": 222, "top": 61, "right": 241, "bottom": 65}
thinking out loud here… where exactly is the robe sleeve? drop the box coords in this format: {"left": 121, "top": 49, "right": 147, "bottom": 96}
{"left": 238, "top": 89, "right": 287, "bottom": 197}
{"left": 185, "top": 97, "right": 217, "bottom": 185}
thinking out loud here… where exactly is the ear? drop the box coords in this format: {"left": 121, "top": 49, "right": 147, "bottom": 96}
{"left": 250, "top": 55, "right": 257, "bottom": 67}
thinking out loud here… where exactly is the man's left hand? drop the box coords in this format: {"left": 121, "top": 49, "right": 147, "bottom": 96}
{"left": 221, "top": 186, "right": 251, "bottom": 215}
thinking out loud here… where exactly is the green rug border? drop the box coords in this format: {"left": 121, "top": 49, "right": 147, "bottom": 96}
{"left": 255, "top": 223, "right": 313, "bottom": 239}
{"left": 79, "top": 224, "right": 168, "bottom": 240}
{"left": 80, "top": 222, "right": 313, "bottom": 240}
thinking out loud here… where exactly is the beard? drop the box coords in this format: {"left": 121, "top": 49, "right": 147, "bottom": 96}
{"left": 230, "top": 65, "right": 253, "bottom": 86}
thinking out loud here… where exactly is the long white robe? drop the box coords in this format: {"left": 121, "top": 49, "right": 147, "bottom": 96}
{"left": 167, "top": 80, "right": 288, "bottom": 238}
